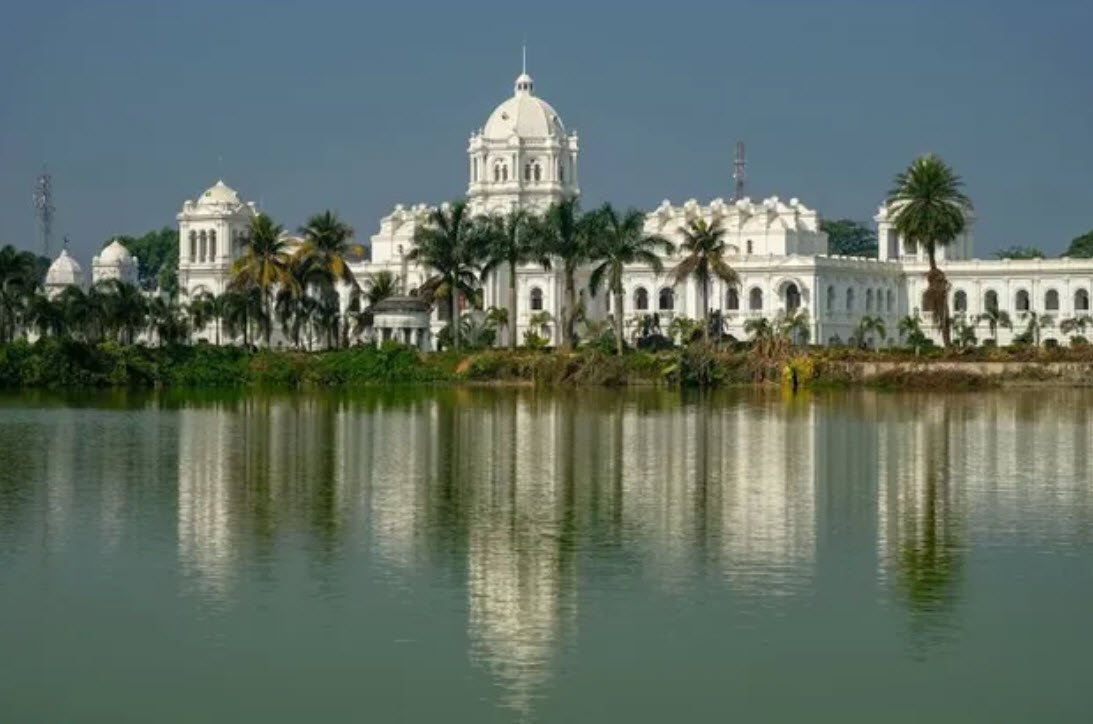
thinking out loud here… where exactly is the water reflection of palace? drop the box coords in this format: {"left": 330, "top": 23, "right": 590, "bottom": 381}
{"left": 163, "top": 389, "right": 1093, "bottom": 712}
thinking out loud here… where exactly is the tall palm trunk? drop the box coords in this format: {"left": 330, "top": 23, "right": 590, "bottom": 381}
{"left": 563, "top": 269, "right": 576, "bottom": 352}
{"left": 614, "top": 288, "right": 625, "bottom": 356}
{"left": 701, "top": 275, "right": 710, "bottom": 345}
{"left": 508, "top": 261, "right": 517, "bottom": 350}
{"left": 925, "top": 245, "right": 952, "bottom": 347}
{"left": 450, "top": 274, "right": 460, "bottom": 350}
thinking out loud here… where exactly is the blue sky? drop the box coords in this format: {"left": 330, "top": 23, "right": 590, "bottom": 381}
{"left": 1, "top": 0, "right": 1090, "bottom": 261}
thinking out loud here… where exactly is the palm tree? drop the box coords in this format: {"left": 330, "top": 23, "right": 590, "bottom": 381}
{"left": 95, "top": 279, "right": 147, "bottom": 344}
{"left": 230, "top": 213, "right": 297, "bottom": 346}
{"left": 744, "top": 316, "right": 775, "bottom": 342}
{"left": 530, "top": 197, "right": 593, "bottom": 351}
{"left": 886, "top": 155, "right": 972, "bottom": 347}
{"left": 668, "top": 316, "right": 702, "bottom": 346}
{"left": 588, "top": 204, "right": 673, "bottom": 355}
{"left": 296, "top": 210, "right": 362, "bottom": 287}
{"left": 409, "top": 200, "right": 483, "bottom": 351}
{"left": 1060, "top": 314, "right": 1093, "bottom": 341}
{"left": 977, "top": 307, "right": 1012, "bottom": 345}
{"left": 670, "top": 218, "right": 740, "bottom": 345}
{"left": 480, "top": 209, "right": 550, "bottom": 349}
{"left": 26, "top": 292, "right": 66, "bottom": 339}
{"left": 0, "top": 245, "right": 39, "bottom": 342}
{"left": 853, "top": 314, "right": 887, "bottom": 348}
{"left": 147, "top": 296, "right": 189, "bottom": 346}
{"left": 363, "top": 270, "right": 399, "bottom": 306}
{"left": 952, "top": 313, "right": 978, "bottom": 348}
{"left": 1017, "top": 311, "right": 1053, "bottom": 346}
{"left": 779, "top": 310, "right": 812, "bottom": 346}
{"left": 222, "top": 287, "right": 266, "bottom": 348}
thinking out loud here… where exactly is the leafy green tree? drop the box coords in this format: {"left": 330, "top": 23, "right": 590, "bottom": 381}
{"left": 147, "top": 296, "right": 189, "bottom": 346}
{"left": 230, "top": 214, "right": 297, "bottom": 346}
{"left": 587, "top": 204, "right": 673, "bottom": 355}
{"left": 991, "top": 245, "right": 1044, "bottom": 260}
{"left": 480, "top": 209, "right": 550, "bottom": 349}
{"left": 1064, "top": 230, "right": 1093, "bottom": 258}
{"left": 409, "top": 201, "right": 483, "bottom": 351}
{"left": 887, "top": 154, "right": 972, "bottom": 346}
{"left": 529, "top": 197, "right": 594, "bottom": 351}
{"left": 670, "top": 218, "right": 739, "bottom": 345}
{"left": 820, "top": 219, "right": 877, "bottom": 257}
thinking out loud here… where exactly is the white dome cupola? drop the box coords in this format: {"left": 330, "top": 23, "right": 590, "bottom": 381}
{"left": 467, "top": 59, "right": 580, "bottom": 216}
{"left": 177, "top": 179, "right": 260, "bottom": 297}
{"left": 92, "top": 238, "right": 140, "bottom": 286}
{"left": 44, "top": 246, "right": 84, "bottom": 297}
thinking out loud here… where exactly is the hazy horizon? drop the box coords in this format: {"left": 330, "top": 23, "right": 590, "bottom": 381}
{"left": 1, "top": 0, "right": 1091, "bottom": 262}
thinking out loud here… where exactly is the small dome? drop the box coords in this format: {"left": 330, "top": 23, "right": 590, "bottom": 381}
{"left": 45, "top": 248, "right": 82, "bottom": 287}
{"left": 481, "top": 74, "right": 566, "bottom": 141}
{"left": 98, "top": 239, "right": 134, "bottom": 264}
{"left": 197, "top": 180, "right": 241, "bottom": 207}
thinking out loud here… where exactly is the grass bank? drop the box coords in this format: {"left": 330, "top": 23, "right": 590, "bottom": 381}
{"left": 3, "top": 338, "right": 1093, "bottom": 390}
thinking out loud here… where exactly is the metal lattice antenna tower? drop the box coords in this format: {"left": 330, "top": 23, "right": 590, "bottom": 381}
{"left": 33, "top": 167, "right": 55, "bottom": 258}
{"left": 732, "top": 141, "right": 746, "bottom": 201}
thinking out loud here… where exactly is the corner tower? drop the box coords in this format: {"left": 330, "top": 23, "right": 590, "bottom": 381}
{"left": 467, "top": 67, "right": 579, "bottom": 216}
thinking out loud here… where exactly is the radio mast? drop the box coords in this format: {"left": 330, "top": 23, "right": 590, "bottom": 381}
{"left": 33, "top": 167, "right": 55, "bottom": 258}
{"left": 732, "top": 141, "right": 746, "bottom": 201}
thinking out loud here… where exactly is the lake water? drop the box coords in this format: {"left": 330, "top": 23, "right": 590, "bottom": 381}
{"left": 1, "top": 387, "right": 1091, "bottom": 722}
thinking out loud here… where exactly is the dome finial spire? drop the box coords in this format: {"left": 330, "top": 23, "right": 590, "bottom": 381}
{"left": 522, "top": 41, "right": 527, "bottom": 75}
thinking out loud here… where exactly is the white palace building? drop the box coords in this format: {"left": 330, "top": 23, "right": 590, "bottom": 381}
{"left": 158, "top": 66, "right": 1093, "bottom": 348}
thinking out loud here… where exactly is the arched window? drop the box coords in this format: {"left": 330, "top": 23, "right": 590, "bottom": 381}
{"left": 746, "top": 239, "right": 753, "bottom": 255}
{"left": 502, "top": 165, "right": 509, "bottom": 182}
{"left": 634, "top": 287, "right": 649, "bottom": 311}
{"left": 529, "top": 287, "right": 543, "bottom": 311}
{"left": 785, "top": 283, "right": 801, "bottom": 311}
{"left": 473, "top": 158, "right": 478, "bottom": 182}
{"left": 658, "top": 287, "right": 674, "bottom": 311}
{"left": 846, "top": 288, "right": 854, "bottom": 312}
{"left": 199, "top": 230, "right": 207, "bottom": 262}
{"left": 826, "top": 285, "right": 835, "bottom": 312}
{"left": 208, "top": 230, "right": 217, "bottom": 260}
{"left": 866, "top": 289, "right": 874, "bottom": 312}
{"left": 1076, "top": 289, "right": 1090, "bottom": 312}
{"left": 1016, "top": 289, "right": 1030, "bottom": 312}
{"left": 558, "top": 162, "right": 565, "bottom": 182}
{"left": 953, "top": 289, "right": 968, "bottom": 313}
{"left": 524, "top": 163, "right": 532, "bottom": 182}
{"left": 1045, "top": 289, "right": 1059, "bottom": 311}
{"left": 985, "top": 290, "right": 999, "bottom": 313}
{"left": 749, "top": 288, "right": 763, "bottom": 311}
{"left": 727, "top": 287, "right": 740, "bottom": 310}
{"left": 189, "top": 231, "right": 197, "bottom": 261}
{"left": 493, "top": 164, "right": 501, "bottom": 183}
{"left": 533, "top": 163, "right": 542, "bottom": 182}
{"left": 886, "top": 289, "right": 894, "bottom": 312}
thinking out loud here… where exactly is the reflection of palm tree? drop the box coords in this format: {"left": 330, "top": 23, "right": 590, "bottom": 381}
{"left": 893, "top": 406, "right": 964, "bottom": 645}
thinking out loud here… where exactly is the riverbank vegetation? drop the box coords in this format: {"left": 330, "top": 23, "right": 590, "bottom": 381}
{"left": 4, "top": 335, "right": 1093, "bottom": 391}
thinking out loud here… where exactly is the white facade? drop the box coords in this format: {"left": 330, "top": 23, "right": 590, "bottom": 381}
{"left": 169, "top": 66, "right": 1093, "bottom": 349}
{"left": 177, "top": 180, "right": 259, "bottom": 300}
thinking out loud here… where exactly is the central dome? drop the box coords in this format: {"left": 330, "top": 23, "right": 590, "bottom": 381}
{"left": 197, "top": 180, "right": 241, "bottom": 207}
{"left": 98, "top": 239, "right": 134, "bottom": 264}
{"left": 481, "top": 73, "right": 566, "bottom": 141}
